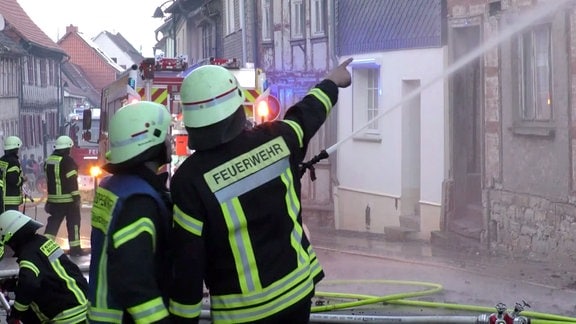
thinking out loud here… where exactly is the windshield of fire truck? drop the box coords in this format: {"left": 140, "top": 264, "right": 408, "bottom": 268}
{"left": 68, "top": 113, "right": 99, "bottom": 148}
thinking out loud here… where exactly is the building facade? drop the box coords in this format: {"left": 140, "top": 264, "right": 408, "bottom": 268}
{"left": 446, "top": 0, "right": 576, "bottom": 260}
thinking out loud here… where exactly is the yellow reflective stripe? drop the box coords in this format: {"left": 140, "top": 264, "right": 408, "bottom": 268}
{"left": 281, "top": 120, "right": 304, "bottom": 148}
{"left": 221, "top": 198, "right": 261, "bottom": 293}
{"left": 52, "top": 303, "right": 88, "bottom": 324}
{"left": 4, "top": 196, "right": 23, "bottom": 204}
{"left": 20, "top": 260, "right": 40, "bottom": 277}
{"left": 112, "top": 218, "right": 156, "bottom": 251}
{"left": 212, "top": 261, "right": 313, "bottom": 309}
{"left": 88, "top": 306, "right": 123, "bottom": 323}
{"left": 66, "top": 170, "right": 78, "bottom": 178}
{"left": 71, "top": 190, "right": 80, "bottom": 196}
{"left": 280, "top": 170, "right": 308, "bottom": 266}
{"left": 173, "top": 205, "right": 203, "bottom": 236}
{"left": 7, "top": 166, "right": 19, "bottom": 173}
{"left": 30, "top": 302, "right": 51, "bottom": 322}
{"left": 14, "top": 300, "right": 29, "bottom": 311}
{"left": 309, "top": 88, "right": 332, "bottom": 114}
{"left": 212, "top": 274, "right": 314, "bottom": 323}
{"left": 168, "top": 299, "right": 202, "bottom": 319}
{"left": 127, "top": 296, "right": 169, "bottom": 324}
{"left": 52, "top": 259, "right": 88, "bottom": 305}
{"left": 47, "top": 195, "right": 75, "bottom": 203}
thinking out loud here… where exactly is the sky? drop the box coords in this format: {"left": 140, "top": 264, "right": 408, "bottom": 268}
{"left": 17, "top": 0, "right": 168, "bottom": 57}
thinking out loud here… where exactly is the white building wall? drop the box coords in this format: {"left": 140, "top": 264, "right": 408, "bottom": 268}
{"left": 93, "top": 34, "right": 135, "bottom": 69}
{"left": 335, "top": 47, "right": 446, "bottom": 236}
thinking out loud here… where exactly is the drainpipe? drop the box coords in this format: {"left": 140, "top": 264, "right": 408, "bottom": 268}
{"left": 252, "top": 1, "right": 259, "bottom": 67}
{"left": 240, "top": 0, "right": 247, "bottom": 66}
{"left": 328, "top": 1, "right": 340, "bottom": 187}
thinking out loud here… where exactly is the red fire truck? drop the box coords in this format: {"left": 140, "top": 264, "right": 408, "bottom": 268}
{"left": 95, "top": 56, "right": 268, "bottom": 175}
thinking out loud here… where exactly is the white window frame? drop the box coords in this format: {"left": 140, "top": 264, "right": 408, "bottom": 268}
{"left": 351, "top": 60, "right": 381, "bottom": 134}
{"left": 291, "top": 0, "right": 305, "bottom": 39}
{"left": 261, "top": 0, "right": 273, "bottom": 41}
{"left": 225, "top": 0, "right": 235, "bottom": 35}
{"left": 518, "top": 24, "right": 552, "bottom": 122}
{"left": 310, "top": 0, "right": 326, "bottom": 36}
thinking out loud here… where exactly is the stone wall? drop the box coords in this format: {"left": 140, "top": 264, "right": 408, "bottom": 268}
{"left": 487, "top": 189, "right": 576, "bottom": 261}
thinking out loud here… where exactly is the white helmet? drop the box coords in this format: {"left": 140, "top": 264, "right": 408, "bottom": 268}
{"left": 55, "top": 135, "right": 74, "bottom": 150}
{"left": 0, "top": 210, "right": 43, "bottom": 245}
{"left": 107, "top": 101, "right": 171, "bottom": 165}
{"left": 180, "top": 65, "right": 245, "bottom": 128}
{"left": 4, "top": 136, "right": 22, "bottom": 151}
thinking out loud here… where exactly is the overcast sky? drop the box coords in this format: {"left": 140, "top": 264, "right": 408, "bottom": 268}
{"left": 17, "top": 0, "right": 167, "bottom": 57}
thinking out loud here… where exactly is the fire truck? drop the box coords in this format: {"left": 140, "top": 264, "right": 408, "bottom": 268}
{"left": 95, "top": 56, "right": 268, "bottom": 175}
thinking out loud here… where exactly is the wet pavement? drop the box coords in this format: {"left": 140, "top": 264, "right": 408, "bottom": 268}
{"left": 308, "top": 225, "right": 576, "bottom": 294}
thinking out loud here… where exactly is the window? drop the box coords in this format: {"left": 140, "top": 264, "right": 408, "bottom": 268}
{"left": 261, "top": 0, "right": 273, "bottom": 41}
{"left": 40, "top": 59, "right": 47, "bottom": 87}
{"left": 291, "top": 0, "right": 305, "bottom": 39}
{"left": 224, "top": 0, "right": 235, "bottom": 35}
{"left": 352, "top": 62, "right": 380, "bottom": 133}
{"left": 518, "top": 24, "right": 552, "bottom": 121}
{"left": 310, "top": 0, "right": 326, "bottom": 36}
{"left": 202, "top": 23, "right": 214, "bottom": 58}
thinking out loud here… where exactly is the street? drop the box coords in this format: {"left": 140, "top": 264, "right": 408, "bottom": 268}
{"left": 2, "top": 201, "right": 575, "bottom": 322}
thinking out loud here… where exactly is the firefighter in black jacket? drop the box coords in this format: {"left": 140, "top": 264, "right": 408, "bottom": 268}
{"left": 0, "top": 136, "right": 24, "bottom": 211}
{"left": 44, "top": 135, "right": 86, "bottom": 256}
{"left": 0, "top": 210, "right": 88, "bottom": 323}
{"left": 88, "top": 101, "right": 173, "bottom": 323}
{"left": 169, "top": 58, "right": 353, "bottom": 323}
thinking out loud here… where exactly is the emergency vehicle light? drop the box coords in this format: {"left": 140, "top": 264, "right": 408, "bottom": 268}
{"left": 89, "top": 166, "right": 103, "bottom": 178}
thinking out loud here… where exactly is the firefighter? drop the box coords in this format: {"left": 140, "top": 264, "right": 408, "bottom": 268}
{"left": 0, "top": 210, "right": 88, "bottom": 323}
{"left": 88, "top": 101, "right": 173, "bottom": 323}
{"left": 169, "top": 58, "right": 353, "bottom": 323}
{"left": 0, "top": 136, "right": 24, "bottom": 211}
{"left": 44, "top": 135, "right": 86, "bottom": 256}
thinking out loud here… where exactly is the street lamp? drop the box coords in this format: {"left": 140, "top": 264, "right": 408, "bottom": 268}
{"left": 153, "top": 0, "right": 178, "bottom": 57}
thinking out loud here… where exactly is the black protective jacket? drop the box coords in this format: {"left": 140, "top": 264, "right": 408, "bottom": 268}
{"left": 45, "top": 150, "right": 80, "bottom": 204}
{"left": 169, "top": 80, "right": 338, "bottom": 323}
{"left": 12, "top": 234, "right": 88, "bottom": 323}
{"left": 0, "top": 151, "right": 23, "bottom": 208}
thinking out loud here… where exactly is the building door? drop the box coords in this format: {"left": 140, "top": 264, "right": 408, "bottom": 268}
{"left": 448, "top": 24, "right": 483, "bottom": 240}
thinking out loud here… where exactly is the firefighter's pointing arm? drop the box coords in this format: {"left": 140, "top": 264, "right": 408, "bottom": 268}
{"left": 326, "top": 58, "right": 353, "bottom": 88}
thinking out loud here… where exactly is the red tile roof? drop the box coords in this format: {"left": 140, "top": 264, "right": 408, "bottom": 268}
{"left": 0, "top": 0, "right": 65, "bottom": 54}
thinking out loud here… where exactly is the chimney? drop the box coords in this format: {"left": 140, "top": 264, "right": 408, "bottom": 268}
{"left": 66, "top": 24, "right": 78, "bottom": 34}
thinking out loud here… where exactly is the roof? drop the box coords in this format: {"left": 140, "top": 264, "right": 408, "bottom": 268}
{"left": 61, "top": 61, "right": 101, "bottom": 106}
{"left": 0, "top": 30, "right": 26, "bottom": 56}
{"left": 0, "top": 0, "right": 66, "bottom": 55}
{"left": 58, "top": 29, "right": 124, "bottom": 73}
{"left": 337, "top": 0, "right": 446, "bottom": 55}
{"left": 93, "top": 31, "right": 144, "bottom": 64}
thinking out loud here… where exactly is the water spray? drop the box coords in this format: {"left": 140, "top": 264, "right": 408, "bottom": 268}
{"left": 301, "top": 0, "right": 573, "bottom": 178}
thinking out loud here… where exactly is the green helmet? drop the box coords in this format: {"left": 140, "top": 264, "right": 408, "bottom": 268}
{"left": 4, "top": 136, "right": 22, "bottom": 151}
{"left": 107, "top": 101, "right": 171, "bottom": 165}
{"left": 181, "top": 65, "right": 245, "bottom": 128}
{"left": 0, "top": 210, "right": 43, "bottom": 245}
{"left": 55, "top": 135, "right": 74, "bottom": 149}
